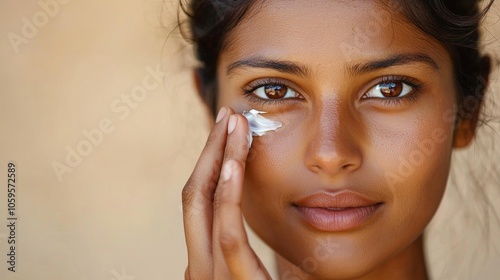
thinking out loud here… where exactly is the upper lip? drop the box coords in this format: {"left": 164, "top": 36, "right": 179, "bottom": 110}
{"left": 293, "top": 190, "right": 380, "bottom": 208}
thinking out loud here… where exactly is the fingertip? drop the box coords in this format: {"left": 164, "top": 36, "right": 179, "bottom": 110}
{"left": 228, "top": 115, "right": 238, "bottom": 134}
{"left": 227, "top": 113, "right": 250, "bottom": 133}
{"left": 213, "top": 107, "right": 234, "bottom": 127}
{"left": 215, "top": 107, "right": 228, "bottom": 123}
{"left": 223, "top": 114, "right": 251, "bottom": 163}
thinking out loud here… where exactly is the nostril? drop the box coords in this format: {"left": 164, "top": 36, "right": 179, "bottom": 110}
{"left": 307, "top": 159, "right": 360, "bottom": 175}
{"left": 311, "top": 165, "right": 322, "bottom": 172}
{"left": 342, "top": 164, "right": 352, "bottom": 170}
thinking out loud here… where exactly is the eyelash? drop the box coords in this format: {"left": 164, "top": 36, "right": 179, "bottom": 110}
{"left": 364, "top": 76, "right": 424, "bottom": 106}
{"left": 241, "top": 76, "right": 424, "bottom": 107}
{"left": 242, "top": 78, "right": 299, "bottom": 106}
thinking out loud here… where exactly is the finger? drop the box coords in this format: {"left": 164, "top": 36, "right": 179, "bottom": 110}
{"left": 212, "top": 114, "right": 252, "bottom": 277}
{"left": 182, "top": 107, "right": 234, "bottom": 277}
{"left": 223, "top": 114, "right": 251, "bottom": 166}
{"left": 215, "top": 160, "right": 272, "bottom": 279}
{"left": 184, "top": 267, "right": 190, "bottom": 280}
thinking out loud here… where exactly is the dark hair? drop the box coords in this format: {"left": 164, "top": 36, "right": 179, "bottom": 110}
{"left": 178, "top": 0, "right": 257, "bottom": 115}
{"left": 179, "top": 0, "right": 494, "bottom": 118}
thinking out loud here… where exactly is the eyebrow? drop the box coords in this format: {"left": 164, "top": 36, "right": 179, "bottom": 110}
{"left": 226, "top": 53, "right": 440, "bottom": 77}
{"left": 227, "top": 57, "right": 311, "bottom": 77}
{"left": 347, "top": 53, "right": 440, "bottom": 75}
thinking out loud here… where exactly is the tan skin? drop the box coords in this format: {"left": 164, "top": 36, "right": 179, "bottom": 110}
{"left": 182, "top": 1, "right": 488, "bottom": 279}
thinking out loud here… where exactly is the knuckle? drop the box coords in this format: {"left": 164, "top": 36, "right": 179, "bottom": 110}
{"left": 184, "top": 267, "right": 190, "bottom": 280}
{"left": 218, "top": 230, "right": 240, "bottom": 255}
{"left": 184, "top": 267, "right": 208, "bottom": 280}
{"left": 181, "top": 185, "right": 196, "bottom": 208}
{"left": 183, "top": 172, "right": 218, "bottom": 202}
{"left": 183, "top": 180, "right": 215, "bottom": 215}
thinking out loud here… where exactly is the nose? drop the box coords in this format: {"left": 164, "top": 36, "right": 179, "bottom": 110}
{"left": 304, "top": 98, "right": 363, "bottom": 176}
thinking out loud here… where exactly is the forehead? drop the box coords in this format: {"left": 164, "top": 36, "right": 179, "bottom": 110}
{"left": 220, "top": 0, "right": 450, "bottom": 73}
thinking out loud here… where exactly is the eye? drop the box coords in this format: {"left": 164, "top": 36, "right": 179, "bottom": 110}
{"left": 242, "top": 79, "right": 304, "bottom": 106}
{"left": 252, "top": 84, "right": 301, "bottom": 100}
{"left": 364, "top": 81, "right": 414, "bottom": 99}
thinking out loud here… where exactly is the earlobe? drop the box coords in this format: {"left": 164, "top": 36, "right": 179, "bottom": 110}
{"left": 193, "top": 69, "right": 204, "bottom": 97}
{"left": 452, "top": 56, "right": 491, "bottom": 148}
{"left": 453, "top": 116, "right": 479, "bottom": 148}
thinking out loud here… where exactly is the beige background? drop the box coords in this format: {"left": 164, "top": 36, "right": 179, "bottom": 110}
{"left": 0, "top": 1, "right": 499, "bottom": 279}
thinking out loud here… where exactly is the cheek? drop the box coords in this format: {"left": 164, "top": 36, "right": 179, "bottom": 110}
{"left": 366, "top": 106, "right": 455, "bottom": 232}
{"left": 241, "top": 112, "right": 305, "bottom": 236}
{"left": 244, "top": 111, "right": 306, "bottom": 189}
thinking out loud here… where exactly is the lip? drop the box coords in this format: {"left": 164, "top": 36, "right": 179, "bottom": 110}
{"left": 293, "top": 191, "right": 383, "bottom": 232}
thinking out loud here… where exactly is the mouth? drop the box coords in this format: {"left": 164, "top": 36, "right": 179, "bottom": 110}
{"left": 292, "top": 191, "right": 384, "bottom": 232}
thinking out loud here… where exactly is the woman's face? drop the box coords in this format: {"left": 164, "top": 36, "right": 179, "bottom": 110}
{"left": 215, "top": 0, "right": 458, "bottom": 278}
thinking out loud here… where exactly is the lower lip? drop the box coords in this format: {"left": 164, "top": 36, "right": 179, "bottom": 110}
{"left": 294, "top": 204, "right": 383, "bottom": 232}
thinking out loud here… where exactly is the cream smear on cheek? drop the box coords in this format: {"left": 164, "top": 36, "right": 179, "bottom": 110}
{"left": 242, "top": 109, "right": 282, "bottom": 148}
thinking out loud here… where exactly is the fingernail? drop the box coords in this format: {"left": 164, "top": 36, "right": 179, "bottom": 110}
{"left": 215, "top": 107, "right": 227, "bottom": 123}
{"left": 228, "top": 115, "right": 237, "bottom": 134}
{"left": 221, "top": 161, "right": 233, "bottom": 182}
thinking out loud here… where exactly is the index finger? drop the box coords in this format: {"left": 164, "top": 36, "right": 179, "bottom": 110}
{"left": 182, "top": 107, "right": 233, "bottom": 277}
{"left": 212, "top": 114, "right": 252, "bottom": 275}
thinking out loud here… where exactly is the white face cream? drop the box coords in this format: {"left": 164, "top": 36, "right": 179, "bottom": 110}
{"left": 242, "top": 109, "right": 282, "bottom": 148}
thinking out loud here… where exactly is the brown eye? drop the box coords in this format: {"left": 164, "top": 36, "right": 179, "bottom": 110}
{"left": 264, "top": 84, "right": 288, "bottom": 99}
{"left": 251, "top": 83, "right": 300, "bottom": 100}
{"left": 379, "top": 82, "right": 403, "bottom": 97}
{"left": 365, "top": 80, "right": 413, "bottom": 99}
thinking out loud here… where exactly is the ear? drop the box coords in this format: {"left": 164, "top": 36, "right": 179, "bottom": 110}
{"left": 192, "top": 69, "right": 218, "bottom": 125}
{"left": 453, "top": 56, "right": 491, "bottom": 148}
{"left": 453, "top": 112, "right": 480, "bottom": 148}
{"left": 193, "top": 69, "right": 204, "bottom": 98}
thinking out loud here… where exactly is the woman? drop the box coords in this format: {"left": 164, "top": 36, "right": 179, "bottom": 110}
{"left": 179, "top": 0, "right": 496, "bottom": 279}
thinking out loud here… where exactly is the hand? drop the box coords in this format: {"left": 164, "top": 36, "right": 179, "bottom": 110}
{"left": 182, "top": 107, "right": 273, "bottom": 280}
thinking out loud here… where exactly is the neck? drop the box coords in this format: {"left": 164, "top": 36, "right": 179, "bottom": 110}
{"left": 275, "top": 235, "right": 429, "bottom": 280}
